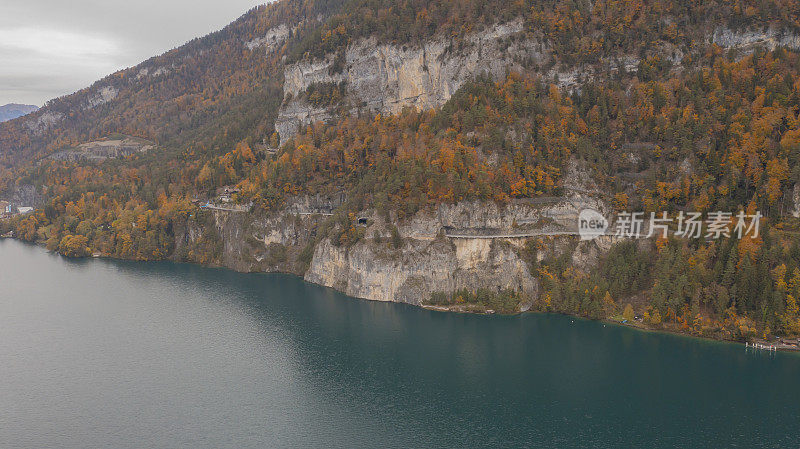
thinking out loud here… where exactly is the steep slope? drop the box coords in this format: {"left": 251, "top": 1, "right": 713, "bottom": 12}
{"left": 2, "top": 0, "right": 798, "bottom": 178}
{"left": 3, "top": 0, "right": 800, "bottom": 341}
{"left": 0, "top": 0, "right": 353, "bottom": 186}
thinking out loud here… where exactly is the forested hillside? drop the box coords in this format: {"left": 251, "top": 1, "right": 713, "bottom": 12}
{"left": 3, "top": 0, "right": 800, "bottom": 341}
{"left": 2, "top": 0, "right": 798, "bottom": 174}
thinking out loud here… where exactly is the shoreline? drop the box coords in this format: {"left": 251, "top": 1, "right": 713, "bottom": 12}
{"left": 3, "top": 236, "right": 798, "bottom": 353}
{"left": 423, "top": 303, "right": 800, "bottom": 353}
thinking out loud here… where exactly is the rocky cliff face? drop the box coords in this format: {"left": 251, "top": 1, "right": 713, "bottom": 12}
{"left": 23, "top": 111, "right": 63, "bottom": 135}
{"left": 275, "top": 20, "right": 547, "bottom": 143}
{"left": 176, "top": 192, "right": 611, "bottom": 310}
{"left": 162, "top": 20, "right": 800, "bottom": 309}
{"left": 274, "top": 22, "right": 800, "bottom": 144}
{"left": 245, "top": 24, "right": 290, "bottom": 52}
{"left": 304, "top": 233, "right": 538, "bottom": 306}
{"left": 711, "top": 27, "right": 800, "bottom": 52}
{"left": 302, "top": 193, "right": 613, "bottom": 307}
{"left": 47, "top": 137, "right": 154, "bottom": 162}
{"left": 174, "top": 198, "right": 329, "bottom": 275}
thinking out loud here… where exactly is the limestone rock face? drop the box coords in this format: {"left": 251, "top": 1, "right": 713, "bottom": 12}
{"left": 304, "top": 235, "right": 538, "bottom": 306}
{"left": 245, "top": 24, "right": 290, "bottom": 52}
{"left": 87, "top": 86, "right": 119, "bottom": 108}
{"left": 276, "top": 20, "right": 548, "bottom": 143}
{"left": 177, "top": 197, "right": 620, "bottom": 306}
{"left": 274, "top": 23, "right": 800, "bottom": 144}
{"left": 711, "top": 27, "right": 800, "bottom": 52}
{"left": 47, "top": 137, "right": 154, "bottom": 162}
{"left": 24, "top": 111, "right": 63, "bottom": 135}
{"left": 300, "top": 197, "right": 612, "bottom": 306}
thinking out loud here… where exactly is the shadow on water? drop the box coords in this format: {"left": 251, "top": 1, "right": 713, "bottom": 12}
{"left": 2, "top": 239, "right": 800, "bottom": 448}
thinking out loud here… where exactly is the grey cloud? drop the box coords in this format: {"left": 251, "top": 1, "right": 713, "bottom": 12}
{"left": 1, "top": 0, "right": 267, "bottom": 106}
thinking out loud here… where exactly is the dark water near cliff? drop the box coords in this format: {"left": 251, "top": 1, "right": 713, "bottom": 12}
{"left": 0, "top": 239, "right": 798, "bottom": 448}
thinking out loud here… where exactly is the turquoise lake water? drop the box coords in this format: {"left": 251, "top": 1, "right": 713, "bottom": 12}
{"left": 0, "top": 239, "right": 797, "bottom": 448}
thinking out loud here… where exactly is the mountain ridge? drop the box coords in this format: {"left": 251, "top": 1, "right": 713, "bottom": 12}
{"left": 0, "top": 104, "right": 39, "bottom": 123}
{"left": 1, "top": 0, "right": 798, "bottom": 177}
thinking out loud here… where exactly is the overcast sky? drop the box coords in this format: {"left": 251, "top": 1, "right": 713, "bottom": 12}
{"left": 1, "top": 0, "right": 267, "bottom": 107}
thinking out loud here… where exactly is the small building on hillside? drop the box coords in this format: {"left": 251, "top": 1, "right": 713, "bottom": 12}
{"left": 16, "top": 206, "right": 34, "bottom": 215}
{"left": 216, "top": 186, "right": 241, "bottom": 196}
{"left": 215, "top": 185, "right": 241, "bottom": 203}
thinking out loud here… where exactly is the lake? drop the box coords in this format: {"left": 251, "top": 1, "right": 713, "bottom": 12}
{"left": 0, "top": 239, "right": 798, "bottom": 448}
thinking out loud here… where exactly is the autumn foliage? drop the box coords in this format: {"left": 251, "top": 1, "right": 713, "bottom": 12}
{"left": 3, "top": 0, "right": 800, "bottom": 338}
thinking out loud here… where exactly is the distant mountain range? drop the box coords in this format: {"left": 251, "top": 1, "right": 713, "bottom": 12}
{"left": 0, "top": 104, "right": 38, "bottom": 123}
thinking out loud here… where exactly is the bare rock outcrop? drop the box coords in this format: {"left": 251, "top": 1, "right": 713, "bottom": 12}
{"left": 47, "top": 137, "right": 154, "bottom": 162}
{"left": 276, "top": 20, "right": 547, "bottom": 143}
{"left": 304, "top": 235, "right": 538, "bottom": 306}
{"left": 711, "top": 27, "right": 800, "bottom": 52}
